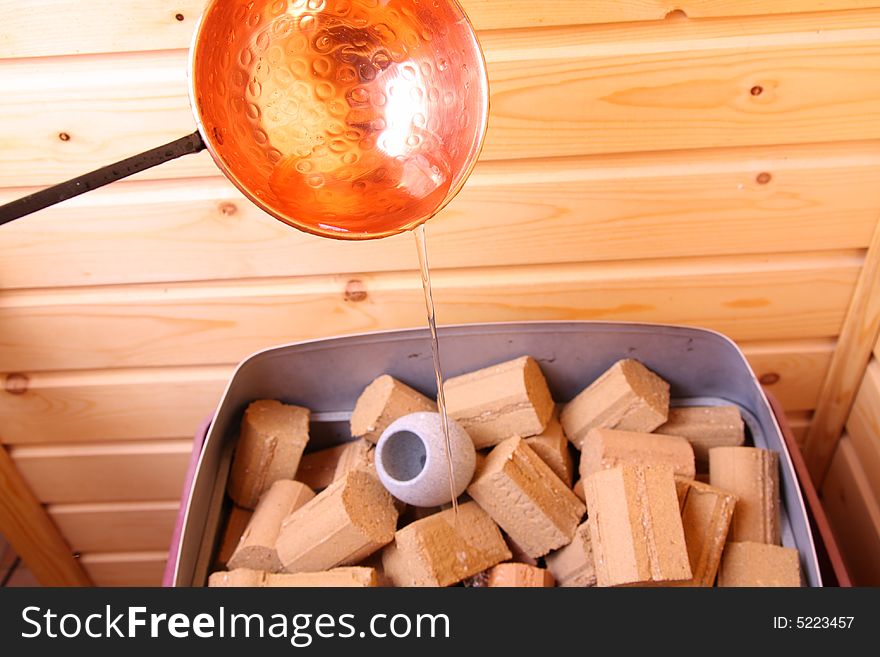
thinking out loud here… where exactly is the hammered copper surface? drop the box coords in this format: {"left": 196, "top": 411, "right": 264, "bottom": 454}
{"left": 191, "top": 0, "right": 488, "bottom": 240}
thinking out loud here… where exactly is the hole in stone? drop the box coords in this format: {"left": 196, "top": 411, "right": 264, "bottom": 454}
{"left": 380, "top": 431, "right": 427, "bottom": 482}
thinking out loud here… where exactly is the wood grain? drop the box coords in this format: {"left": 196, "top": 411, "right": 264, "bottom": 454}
{"left": 0, "top": 251, "right": 861, "bottom": 372}
{"left": 0, "top": 366, "right": 230, "bottom": 444}
{"left": 48, "top": 501, "right": 180, "bottom": 553}
{"left": 9, "top": 440, "right": 193, "bottom": 504}
{"left": 805, "top": 221, "right": 880, "bottom": 484}
{"left": 483, "top": 24, "right": 880, "bottom": 162}
{"left": 745, "top": 338, "right": 833, "bottom": 412}
{"left": 0, "top": 339, "right": 832, "bottom": 445}
{"left": 2, "top": 142, "right": 879, "bottom": 290}
{"left": 844, "top": 358, "right": 880, "bottom": 505}
{"left": 821, "top": 436, "right": 880, "bottom": 585}
{"left": 79, "top": 551, "right": 168, "bottom": 587}
{"left": 4, "top": 11, "right": 880, "bottom": 186}
{"left": 0, "top": 445, "right": 92, "bottom": 585}
{"left": 4, "top": 1, "right": 879, "bottom": 59}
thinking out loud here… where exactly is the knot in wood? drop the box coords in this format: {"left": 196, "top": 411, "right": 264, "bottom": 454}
{"left": 5, "top": 373, "right": 30, "bottom": 395}
{"left": 345, "top": 279, "right": 368, "bottom": 302}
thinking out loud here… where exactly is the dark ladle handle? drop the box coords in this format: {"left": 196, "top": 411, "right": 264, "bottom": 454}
{"left": 0, "top": 130, "right": 206, "bottom": 226}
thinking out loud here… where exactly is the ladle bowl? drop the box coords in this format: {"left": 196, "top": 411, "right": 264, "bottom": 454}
{"left": 192, "top": 0, "right": 489, "bottom": 239}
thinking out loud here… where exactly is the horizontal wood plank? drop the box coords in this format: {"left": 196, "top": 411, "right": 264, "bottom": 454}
{"left": 49, "top": 501, "right": 180, "bottom": 553}
{"left": 844, "top": 358, "right": 880, "bottom": 505}
{"left": 0, "top": 366, "right": 230, "bottom": 445}
{"left": 9, "top": 440, "right": 193, "bottom": 504}
{"left": 79, "top": 551, "right": 168, "bottom": 586}
{"left": 0, "top": 338, "right": 832, "bottom": 445}
{"left": 483, "top": 18, "right": 880, "bottom": 162}
{"left": 745, "top": 338, "right": 833, "bottom": 412}
{"left": 4, "top": 11, "right": 880, "bottom": 186}
{"left": 0, "top": 252, "right": 861, "bottom": 372}
{"left": 821, "top": 436, "right": 880, "bottom": 585}
{"left": 2, "top": 142, "right": 880, "bottom": 289}
{"left": 4, "top": 1, "right": 880, "bottom": 59}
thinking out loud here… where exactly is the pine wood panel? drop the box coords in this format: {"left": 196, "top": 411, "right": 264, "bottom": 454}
{"left": 0, "top": 445, "right": 92, "bottom": 585}
{"left": 745, "top": 339, "right": 833, "bottom": 412}
{"left": 4, "top": 1, "right": 879, "bottom": 59}
{"left": 0, "top": 339, "right": 831, "bottom": 445}
{"left": 49, "top": 501, "right": 180, "bottom": 553}
{"left": 4, "top": 12, "right": 880, "bottom": 187}
{"left": 0, "top": 252, "right": 861, "bottom": 372}
{"left": 821, "top": 437, "right": 880, "bottom": 585}
{"left": 9, "top": 440, "right": 193, "bottom": 504}
{"left": 805, "top": 220, "right": 880, "bottom": 483}
{"left": 484, "top": 22, "right": 880, "bottom": 162}
{"left": 0, "top": 366, "right": 230, "bottom": 445}
{"left": 844, "top": 358, "right": 880, "bottom": 505}
{"left": 2, "top": 142, "right": 880, "bottom": 290}
{"left": 79, "top": 551, "right": 168, "bottom": 587}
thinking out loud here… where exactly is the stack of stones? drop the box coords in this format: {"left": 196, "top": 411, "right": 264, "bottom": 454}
{"left": 209, "top": 356, "right": 801, "bottom": 588}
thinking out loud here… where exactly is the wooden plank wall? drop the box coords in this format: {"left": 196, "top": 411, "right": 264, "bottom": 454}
{"left": 821, "top": 334, "right": 880, "bottom": 585}
{"left": 2, "top": 0, "right": 880, "bottom": 585}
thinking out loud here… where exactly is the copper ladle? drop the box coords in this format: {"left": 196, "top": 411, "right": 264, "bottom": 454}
{"left": 0, "top": 0, "right": 489, "bottom": 240}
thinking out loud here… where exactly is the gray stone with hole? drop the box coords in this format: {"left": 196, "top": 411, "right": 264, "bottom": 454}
{"left": 374, "top": 412, "right": 476, "bottom": 507}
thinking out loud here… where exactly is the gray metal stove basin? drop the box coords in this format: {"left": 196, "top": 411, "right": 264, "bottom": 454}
{"left": 172, "top": 321, "right": 820, "bottom": 587}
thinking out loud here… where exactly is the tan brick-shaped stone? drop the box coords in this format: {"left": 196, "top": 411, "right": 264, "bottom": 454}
{"left": 504, "top": 533, "right": 539, "bottom": 566}
{"left": 208, "top": 567, "right": 377, "bottom": 587}
{"left": 215, "top": 506, "right": 253, "bottom": 569}
{"left": 526, "top": 408, "right": 574, "bottom": 485}
{"left": 710, "top": 446, "right": 781, "bottom": 545}
{"left": 718, "top": 542, "right": 801, "bottom": 587}
{"left": 672, "top": 479, "right": 736, "bottom": 587}
{"left": 561, "top": 359, "right": 669, "bottom": 449}
{"left": 572, "top": 478, "right": 585, "bottom": 504}
{"left": 228, "top": 480, "right": 315, "bottom": 572}
{"left": 487, "top": 563, "right": 554, "bottom": 587}
{"left": 468, "top": 436, "right": 585, "bottom": 558}
{"left": 351, "top": 375, "right": 436, "bottom": 443}
{"left": 381, "top": 502, "right": 510, "bottom": 587}
{"left": 584, "top": 465, "right": 691, "bottom": 587}
{"left": 579, "top": 428, "right": 695, "bottom": 481}
{"left": 208, "top": 568, "right": 265, "bottom": 587}
{"left": 295, "top": 443, "right": 350, "bottom": 491}
{"left": 443, "top": 356, "right": 555, "bottom": 449}
{"left": 265, "top": 567, "right": 378, "bottom": 588}
{"left": 228, "top": 400, "right": 311, "bottom": 508}
{"left": 275, "top": 469, "right": 398, "bottom": 573}
{"left": 332, "top": 438, "right": 375, "bottom": 481}
{"left": 545, "top": 521, "right": 596, "bottom": 587}
{"left": 655, "top": 406, "right": 745, "bottom": 467}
